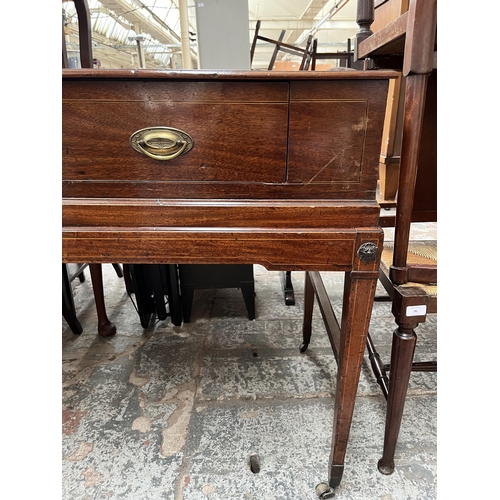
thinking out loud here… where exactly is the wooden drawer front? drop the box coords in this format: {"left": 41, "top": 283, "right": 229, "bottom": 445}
{"left": 287, "top": 80, "right": 388, "bottom": 190}
{"left": 63, "top": 81, "right": 289, "bottom": 183}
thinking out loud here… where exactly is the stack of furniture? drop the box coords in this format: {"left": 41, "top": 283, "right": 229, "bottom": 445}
{"left": 250, "top": 20, "right": 315, "bottom": 70}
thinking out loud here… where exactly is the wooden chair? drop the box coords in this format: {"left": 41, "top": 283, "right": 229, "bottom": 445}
{"left": 356, "top": 0, "right": 437, "bottom": 475}
{"left": 250, "top": 20, "right": 314, "bottom": 70}
{"left": 301, "top": 0, "right": 437, "bottom": 477}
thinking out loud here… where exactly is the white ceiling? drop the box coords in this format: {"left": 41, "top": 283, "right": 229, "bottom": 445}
{"left": 62, "top": 0, "right": 359, "bottom": 70}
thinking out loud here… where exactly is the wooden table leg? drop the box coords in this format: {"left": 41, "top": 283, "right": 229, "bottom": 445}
{"left": 328, "top": 268, "right": 379, "bottom": 487}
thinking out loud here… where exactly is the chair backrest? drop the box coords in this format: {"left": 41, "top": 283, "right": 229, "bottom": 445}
{"left": 62, "top": 0, "right": 93, "bottom": 69}
{"left": 355, "top": 0, "right": 437, "bottom": 284}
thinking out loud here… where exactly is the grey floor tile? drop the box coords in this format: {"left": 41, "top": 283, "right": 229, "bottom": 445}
{"left": 62, "top": 261, "right": 437, "bottom": 499}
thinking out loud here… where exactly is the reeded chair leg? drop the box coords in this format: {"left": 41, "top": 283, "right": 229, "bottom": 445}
{"left": 378, "top": 321, "right": 417, "bottom": 475}
{"left": 89, "top": 263, "right": 116, "bottom": 337}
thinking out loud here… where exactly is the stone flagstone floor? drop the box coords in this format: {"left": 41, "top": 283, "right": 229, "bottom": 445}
{"left": 62, "top": 222, "right": 437, "bottom": 500}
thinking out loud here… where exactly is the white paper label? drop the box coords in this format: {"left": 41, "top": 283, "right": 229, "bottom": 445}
{"left": 406, "top": 305, "right": 427, "bottom": 317}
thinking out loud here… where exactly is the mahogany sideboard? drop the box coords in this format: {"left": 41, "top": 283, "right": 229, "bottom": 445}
{"left": 62, "top": 68, "right": 397, "bottom": 489}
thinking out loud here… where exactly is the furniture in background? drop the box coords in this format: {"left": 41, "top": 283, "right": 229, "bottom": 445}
{"left": 62, "top": 68, "right": 396, "bottom": 492}
{"left": 62, "top": 0, "right": 120, "bottom": 337}
{"left": 301, "top": 0, "right": 437, "bottom": 479}
{"left": 62, "top": 263, "right": 86, "bottom": 334}
{"left": 250, "top": 20, "right": 363, "bottom": 73}
{"left": 309, "top": 38, "right": 364, "bottom": 71}
{"left": 62, "top": 263, "right": 122, "bottom": 336}
{"left": 178, "top": 264, "right": 255, "bottom": 323}
{"left": 355, "top": 0, "right": 437, "bottom": 211}
{"left": 250, "top": 20, "right": 314, "bottom": 70}
{"left": 126, "top": 264, "right": 183, "bottom": 328}
{"left": 356, "top": 0, "right": 437, "bottom": 475}
{"left": 62, "top": 0, "right": 92, "bottom": 69}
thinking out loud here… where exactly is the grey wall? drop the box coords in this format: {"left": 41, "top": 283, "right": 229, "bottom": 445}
{"left": 194, "top": 0, "right": 251, "bottom": 70}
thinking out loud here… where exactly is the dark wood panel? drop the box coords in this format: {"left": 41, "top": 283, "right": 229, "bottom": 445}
{"left": 288, "top": 100, "right": 368, "bottom": 183}
{"left": 62, "top": 228, "right": 358, "bottom": 270}
{"left": 288, "top": 80, "right": 388, "bottom": 188}
{"left": 62, "top": 199, "right": 380, "bottom": 229}
{"left": 62, "top": 180, "right": 379, "bottom": 200}
{"left": 62, "top": 79, "right": 289, "bottom": 102}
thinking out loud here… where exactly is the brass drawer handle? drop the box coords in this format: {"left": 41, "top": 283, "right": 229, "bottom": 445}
{"left": 130, "top": 127, "right": 194, "bottom": 160}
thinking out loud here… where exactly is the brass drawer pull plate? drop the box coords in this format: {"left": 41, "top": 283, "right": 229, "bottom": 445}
{"left": 130, "top": 127, "right": 194, "bottom": 160}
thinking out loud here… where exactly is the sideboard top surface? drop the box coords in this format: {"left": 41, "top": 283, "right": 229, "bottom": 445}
{"left": 62, "top": 68, "right": 398, "bottom": 81}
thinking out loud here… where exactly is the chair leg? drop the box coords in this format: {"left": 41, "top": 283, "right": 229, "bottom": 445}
{"left": 280, "top": 271, "right": 295, "bottom": 306}
{"left": 89, "top": 263, "right": 116, "bottom": 337}
{"left": 112, "top": 263, "right": 124, "bottom": 278}
{"left": 267, "top": 29, "right": 285, "bottom": 70}
{"left": 62, "top": 263, "right": 83, "bottom": 334}
{"left": 122, "top": 264, "right": 134, "bottom": 293}
{"left": 378, "top": 321, "right": 417, "bottom": 475}
{"left": 76, "top": 263, "right": 86, "bottom": 283}
{"left": 300, "top": 271, "right": 314, "bottom": 352}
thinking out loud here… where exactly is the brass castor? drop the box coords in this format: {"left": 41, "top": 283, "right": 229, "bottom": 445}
{"left": 315, "top": 482, "right": 335, "bottom": 499}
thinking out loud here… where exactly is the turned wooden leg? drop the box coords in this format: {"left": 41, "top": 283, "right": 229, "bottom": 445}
{"left": 89, "top": 263, "right": 116, "bottom": 337}
{"left": 378, "top": 320, "right": 417, "bottom": 475}
{"left": 328, "top": 268, "right": 379, "bottom": 487}
{"left": 300, "top": 271, "right": 314, "bottom": 352}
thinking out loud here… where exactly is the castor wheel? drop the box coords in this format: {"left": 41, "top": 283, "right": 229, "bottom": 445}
{"left": 299, "top": 343, "right": 309, "bottom": 353}
{"left": 315, "top": 482, "right": 335, "bottom": 498}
